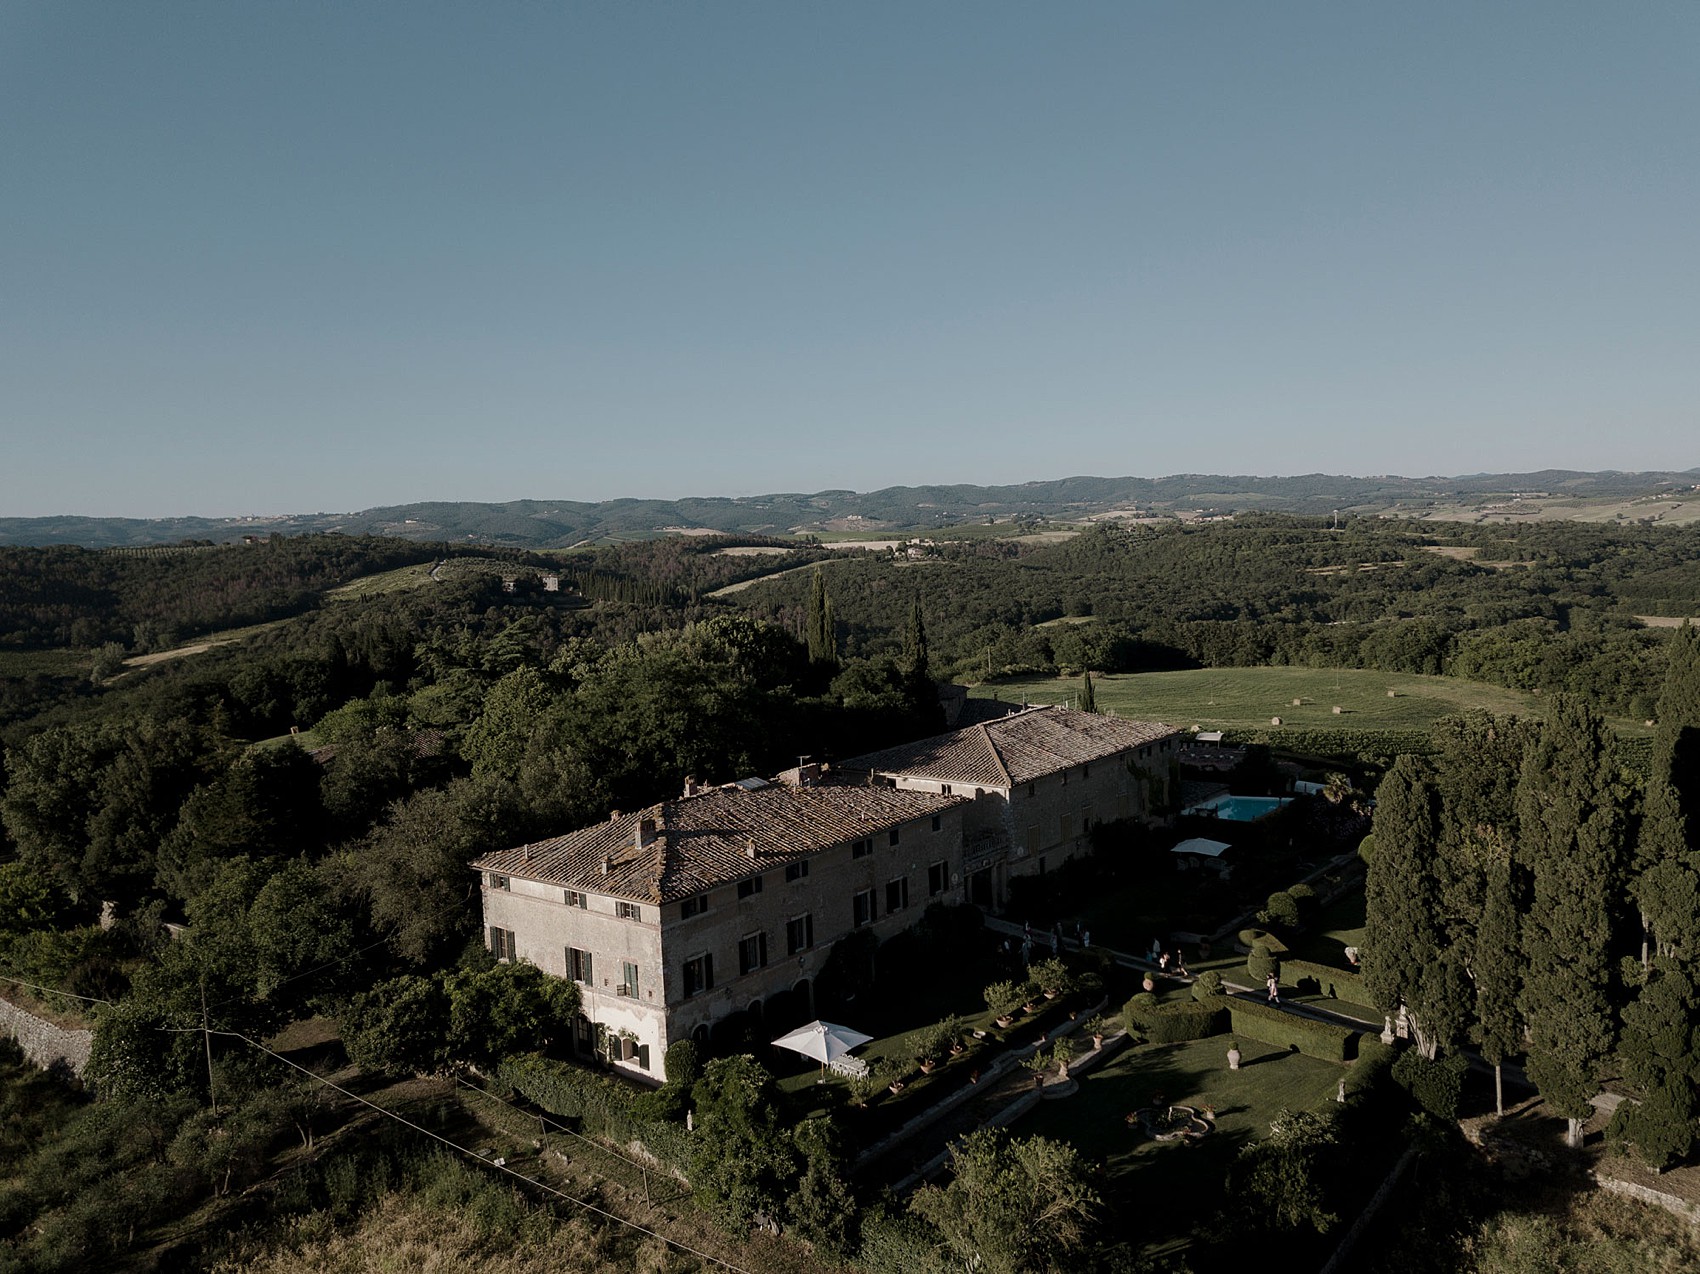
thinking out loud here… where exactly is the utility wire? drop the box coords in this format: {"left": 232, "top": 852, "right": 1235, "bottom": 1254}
{"left": 0, "top": 972, "right": 113, "bottom": 1006}
{"left": 210, "top": 1030, "right": 751, "bottom": 1274}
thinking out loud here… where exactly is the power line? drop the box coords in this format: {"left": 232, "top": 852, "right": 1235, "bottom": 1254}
{"left": 211, "top": 1030, "right": 751, "bottom": 1274}
{"left": 0, "top": 972, "right": 113, "bottom": 1006}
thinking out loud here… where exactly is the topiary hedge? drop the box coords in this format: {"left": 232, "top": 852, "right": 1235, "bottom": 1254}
{"left": 1281, "top": 958, "right": 1376, "bottom": 1010}
{"left": 1227, "top": 1001, "right": 1361, "bottom": 1062}
{"left": 497, "top": 1053, "right": 691, "bottom": 1175}
{"left": 1124, "top": 994, "right": 1230, "bottom": 1044}
{"left": 1246, "top": 942, "right": 1280, "bottom": 984}
{"left": 1390, "top": 1050, "right": 1469, "bottom": 1120}
{"left": 1225, "top": 727, "right": 1435, "bottom": 759}
{"left": 1237, "top": 927, "right": 1289, "bottom": 955}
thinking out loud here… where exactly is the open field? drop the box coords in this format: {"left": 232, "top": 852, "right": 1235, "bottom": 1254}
{"left": 1408, "top": 493, "right": 1700, "bottom": 526}
{"left": 120, "top": 618, "right": 293, "bottom": 669}
{"left": 325, "top": 560, "right": 440, "bottom": 598}
{"left": 0, "top": 648, "right": 88, "bottom": 678}
{"left": 971, "top": 666, "right": 1653, "bottom": 736}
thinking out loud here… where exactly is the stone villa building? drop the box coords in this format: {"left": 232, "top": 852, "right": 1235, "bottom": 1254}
{"left": 838, "top": 706, "right": 1183, "bottom": 909}
{"left": 473, "top": 706, "right": 1181, "bottom": 1081}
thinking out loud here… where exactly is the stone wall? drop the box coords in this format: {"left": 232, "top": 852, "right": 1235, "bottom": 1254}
{"left": 0, "top": 995, "right": 93, "bottom": 1078}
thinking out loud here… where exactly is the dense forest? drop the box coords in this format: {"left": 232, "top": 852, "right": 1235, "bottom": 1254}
{"left": 1, "top": 515, "right": 1697, "bottom": 1270}
{"left": 734, "top": 517, "right": 1700, "bottom": 718}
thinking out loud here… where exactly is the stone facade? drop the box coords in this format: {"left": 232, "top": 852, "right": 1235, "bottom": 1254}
{"left": 475, "top": 782, "right": 965, "bottom": 1083}
{"left": 840, "top": 706, "right": 1183, "bottom": 908}
{"left": 0, "top": 994, "right": 93, "bottom": 1079}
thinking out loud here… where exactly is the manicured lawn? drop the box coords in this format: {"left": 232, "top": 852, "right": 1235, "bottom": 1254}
{"left": 1288, "top": 891, "right": 1366, "bottom": 968}
{"left": 971, "top": 666, "right": 1653, "bottom": 737}
{"left": 1020, "top": 1033, "right": 1346, "bottom": 1259}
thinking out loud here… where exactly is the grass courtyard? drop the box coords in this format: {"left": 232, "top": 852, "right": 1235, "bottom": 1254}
{"left": 1022, "top": 1033, "right": 1348, "bottom": 1261}
{"left": 970, "top": 665, "right": 1653, "bottom": 737}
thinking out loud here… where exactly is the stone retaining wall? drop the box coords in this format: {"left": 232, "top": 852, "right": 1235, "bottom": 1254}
{"left": 0, "top": 996, "right": 93, "bottom": 1078}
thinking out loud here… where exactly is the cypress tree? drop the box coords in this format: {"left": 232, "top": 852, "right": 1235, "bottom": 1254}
{"left": 903, "top": 598, "right": 928, "bottom": 681}
{"left": 1516, "top": 694, "right": 1626, "bottom": 1148}
{"left": 1079, "top": 669, "right": 1097, "bottom": 714}
{"left": 1617, "top": 624, "right": 1700, "bottom": 1168}
{"left": 1633, "top": 623, "right": 1700, "bottom": 961}
{"left": 806, "top": 566, "right": 838, "bottom": 666}
{"left": 1364, "top": 756, "right": 1466, "bottom": 1058}
{"left": 1472, "top": 832, "right": 1523, "bottom": 1117}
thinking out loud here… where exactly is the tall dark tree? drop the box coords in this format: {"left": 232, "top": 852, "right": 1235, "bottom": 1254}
{"left": 903, "top": 596, "right": 928, "bottom": 681}
{"left": 805, "top": 565, "right": 837, "bottom": 666}
{"left": 1472, "top": 831, "right": 1523, "bottom": 1116}
{"left": 1079, "top": 669, "right": 1098, "bottom": 714}
{"left": 1517, "top": 694, "right": 1627, "bottom": 1148}
{"left": 1363, "top": 756, "right": 1467, "bottom": 1057}
{"left": 1616, "top": 623, "right": 1700, "bottom": 1169}
{"left": 1632, "top": 623, "right": 1700, "bottom": 962}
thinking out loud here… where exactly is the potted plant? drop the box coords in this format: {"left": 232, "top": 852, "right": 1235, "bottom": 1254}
{"left": 1052, "top": 1036, "right": 1076, "bottom": 1080}
{"left": 1022, "top": 1048, "right": 1051, "bottom": 1090}
{"left": 1020, "top": 980, "right": 1043, "bottom": 1014}
{"left": 1031, "top": 957, "right": 1072, "bottom": 1000}
{"left": 1084, "top": 1015, "right": 1108, "bottom": 1049}
{"left": 984, "top": 979, "right": 1025, "bottom": 1028}
{"left": 939, "top": 1014, "right": 967, "bottom": 1056}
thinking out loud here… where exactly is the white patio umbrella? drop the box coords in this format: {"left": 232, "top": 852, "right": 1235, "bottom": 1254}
{"left": 771, "top": 1019, "right": 874, "bottom": 1080}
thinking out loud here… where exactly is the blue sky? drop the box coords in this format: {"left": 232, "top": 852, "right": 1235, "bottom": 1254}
{"left": 3, "top": 2, "right": 1697, "bottom": 517}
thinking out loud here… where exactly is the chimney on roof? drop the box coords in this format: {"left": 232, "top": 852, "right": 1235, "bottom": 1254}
{"left": 609, "top": 810, "right": 622, "bottom": 821}
{"left": 636, "top": 816, "right": 658, "bottom": 849}
{"left": 745, "top": 836, "right": 758, "bottom": 859}
{"left": 683, "top": 774, "right": 699, "bottom": 797}
{"left": 523, "top": 846, "right": 532, "bottom": 863}
{"left": 601, "top": 854, "right": 614, "bottom": 875}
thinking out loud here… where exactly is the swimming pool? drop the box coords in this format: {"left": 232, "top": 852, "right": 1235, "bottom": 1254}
{"left": 1185, "top": 795, "right": 1293, "bottom": 821}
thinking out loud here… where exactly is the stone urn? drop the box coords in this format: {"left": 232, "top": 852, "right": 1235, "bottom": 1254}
{"left": 1227, "top": 1043, "right": 1242, "bottom": 1071}
{"left": 1142, "top": 973, "right": 1157, "bottom": 993}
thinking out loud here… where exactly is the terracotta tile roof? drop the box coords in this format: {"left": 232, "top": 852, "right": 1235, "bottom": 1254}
{"left": 471, "top": 783, "right": 963, "bottom": 905}
{"left": 838, "top": 705, "right": 1180, "bottom": 789}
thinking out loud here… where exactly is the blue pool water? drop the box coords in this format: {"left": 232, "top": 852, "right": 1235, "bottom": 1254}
{"left": 1188, "top": 795, "right": 1293, "bottom": 821}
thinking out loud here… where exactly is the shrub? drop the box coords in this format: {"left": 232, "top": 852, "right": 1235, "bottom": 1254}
{"left": 910, "top": 1015, "right": 966, "bottom": 1066}
{"left": 1190, "top": 970, "right": 1224, "bottom": 1002}
{"left": 1227, "top": 1002, "right": 1360, "bottom": 1062}
{"left": 1246, "top": 943, "right": 1280, "bottom": 984}
{"left": 1390, "top": 1051, "right": 1469, "bottom": 1120}
{"left": 984, "top": 980, "right": 1025, "bottom": 1019}
{"left": 1343, "top": 1035, "right": 1396, "bottom": 1100}
{"left": 1030, "top": 957, "right": 1073, "bottom": 998}
{"left": 1260, "top": 891, "right": 1302, "bottom": 931}
{"left": 497, "top": 1054, "right": 690, "bottom": 1175}
{"left": 1124, "top": 994, "right": 1228, "bottom": 1044}
{"left": 663, "top": 1038, "right": 701, "bottom": 1087}
{"left": 1281, "top": 959, "right": 1375, "bottom": 1009}
{"left": 1238, "top": 927, "right": 1289, "bottom": 955}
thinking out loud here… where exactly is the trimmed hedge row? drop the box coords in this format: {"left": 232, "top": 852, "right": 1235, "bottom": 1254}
{"left": 1228, "top": 1001, "right": 1361, "bottom": 1062}
{"left": 1225, "top": 727, "right": 1435, "bottom": 759}
{"left": 1124, "top": 994, "right": 1230, "bottom": 1044}
{"left": 496, "top": 1054, "right": 692, "bottom": 1175}
{"left": 1237, "top": 928, "right": 1289, "bottom": 955}
{"left": 1281, "top": 959, "right": 1377, "bottom": 1010}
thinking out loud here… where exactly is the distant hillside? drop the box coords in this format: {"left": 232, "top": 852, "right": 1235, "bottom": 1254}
{"left": 4, "top": 469, "right": 1697, "bottom": 548}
